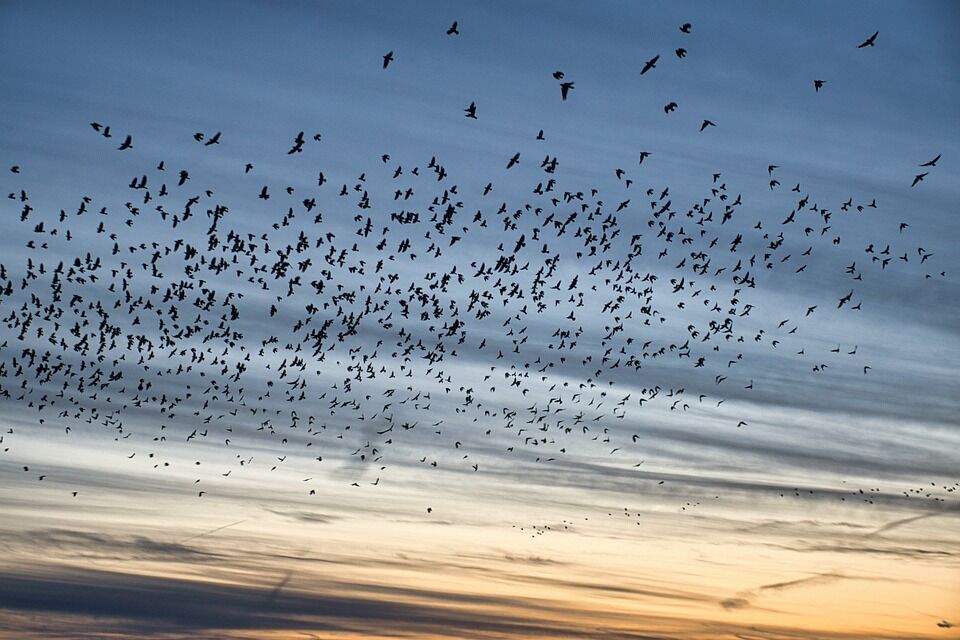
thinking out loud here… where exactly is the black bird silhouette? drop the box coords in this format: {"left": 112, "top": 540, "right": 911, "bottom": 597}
{"left": 552, "top": 70, "right": 564, "bottom": 80}
{"left": 506, "top": 152, "right": 520, "bottom": 169}
{"left": 699, "top": 119, "right": 715, "bottom": 132}
{"left": 680, "top": 23, "right": 692, "bottom": 33}
{"left": 675, "top": 48, "right": 687, "bottom": 58}
{"left": 814, "top": 79, "right": 825, "bottom": 92}
{"left": 641, "top": 55, "right": 660, "bottom": 75}
{"left": 383, "top": 51, "right": 394, "bottom": 68}
{"left": 911, "top": 173, "right": 927, "bottom": 187}
{"left": 117, "top": 134, "right": 133, "bottom": 150}
{"left": 287, "top": 131, "right": 305, "bottom": 155}
{"left": 464, "top": 101, "right": 477, "bottom": 119}
{"left": 664, "top": 102, "right": 677, "bottom": 113}
{"left": 560, "top": 81, "right": 574, "bottom": 100}
{"left": 857, "top": 31, "right": 878, "bottom": 48}
{"left": 919, "top": 154, "right": 940, "bottom": 167}
{"left": 446, "top": 21, "right": 459, "bottom": 35}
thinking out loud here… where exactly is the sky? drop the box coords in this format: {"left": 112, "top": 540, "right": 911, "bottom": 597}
{"left": 0, "top": 1, "right": 959, "bottom": 638}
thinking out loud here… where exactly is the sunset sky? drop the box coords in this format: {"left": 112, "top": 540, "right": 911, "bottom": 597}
{"left": 1, "top": 1, "right": 958, "bottom": 638}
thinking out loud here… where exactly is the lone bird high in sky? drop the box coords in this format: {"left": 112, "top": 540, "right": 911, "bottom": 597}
{"left": 0, "top": 2, "right": 958, "bottom": 639}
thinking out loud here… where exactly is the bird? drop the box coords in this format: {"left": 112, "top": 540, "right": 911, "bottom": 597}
{"left": 699, "top": 119, "right": 715, "bottom": 132}
{"left": 675, "top": 48, "right": 687, "bottom": 58}
{"left": 919, "top": 154, "right": 940, "bottom": 167}
{"left": 464, "top": 101, "right": 477, "bottom": 119}
{"left": 680, "top": 23, "right": 692, "bottom": 33}
{"left": 664, "top": 102, "right": 678, "bottom": 113}
{"left": 560, "top": 81, "right": 574, "bottom": 100}
{"left": 287, "top": 131, "right": 305, "bottom": 154}
{"left": 117, "top": 134, "right": 133, "bottom": 150}
{"left": 506, "top": 153, "right": 520, "bottom": 169}
{"left": 552, "top": 70, "right": 564, "bottom": 80}
{"left": 911, "top": 173, "right": 927, "bottom": 187}
{"left": 446, "top": 21, "right": 459, "bottom": 35}
{"left": 814, "top": 79, "right": 825, "bottom": 92}
{"left": 857, "top": 31, "right": 879, "bottom": 48}
{"left": 383, "top": 51, "right": 394, "bottom": 68}
{"left": 641, "top": 55, "right": 660, "bottom": 75}
{"left": 204, "top": 131, "right": 221, "bottom": 146}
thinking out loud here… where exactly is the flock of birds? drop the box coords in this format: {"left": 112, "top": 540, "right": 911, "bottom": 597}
{"left": 1, "top": 20, "right": 955, "bottom": 534}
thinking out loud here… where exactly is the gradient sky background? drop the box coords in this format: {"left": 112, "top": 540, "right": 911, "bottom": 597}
{"left": 1, "top": 1, "right": 959, "bottom": 638}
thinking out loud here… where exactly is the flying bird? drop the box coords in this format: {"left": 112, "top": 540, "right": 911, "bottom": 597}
{"left": 641, "top": 55, "right": 660, "bottom": 75}
{"left": 383, "top": 51, "right": 394, "bottom": 68}
{"left": 446, "top": 21, "right": 459, "bottom": 35}
{"left": 857, "top": 31, "right": 878, "bottom": 48}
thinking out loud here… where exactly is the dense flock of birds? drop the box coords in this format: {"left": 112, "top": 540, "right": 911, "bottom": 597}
{"left": 1, "top": 21, "right": 955, "bottom": 524}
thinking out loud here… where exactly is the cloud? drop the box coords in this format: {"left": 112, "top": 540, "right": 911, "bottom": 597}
{"left": 769, "top": 542, "right": 954, "bottom": 559}
{"left": 758, "top": 572, "right": 850, "bottom": 592}
{"left": 0, "top": 566, "right": 572, "bottom": 637}
{"left": 6, "top": 528, "right": 221, "bottom": 563}
{"left": 262, "top": 507, "right": 340, "bottom": 524}
{"left": 719, "top": 598, "right": 750, "bottom": 610}
{"left": 866, "top": 512, "right": 952, "bottom": 537}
